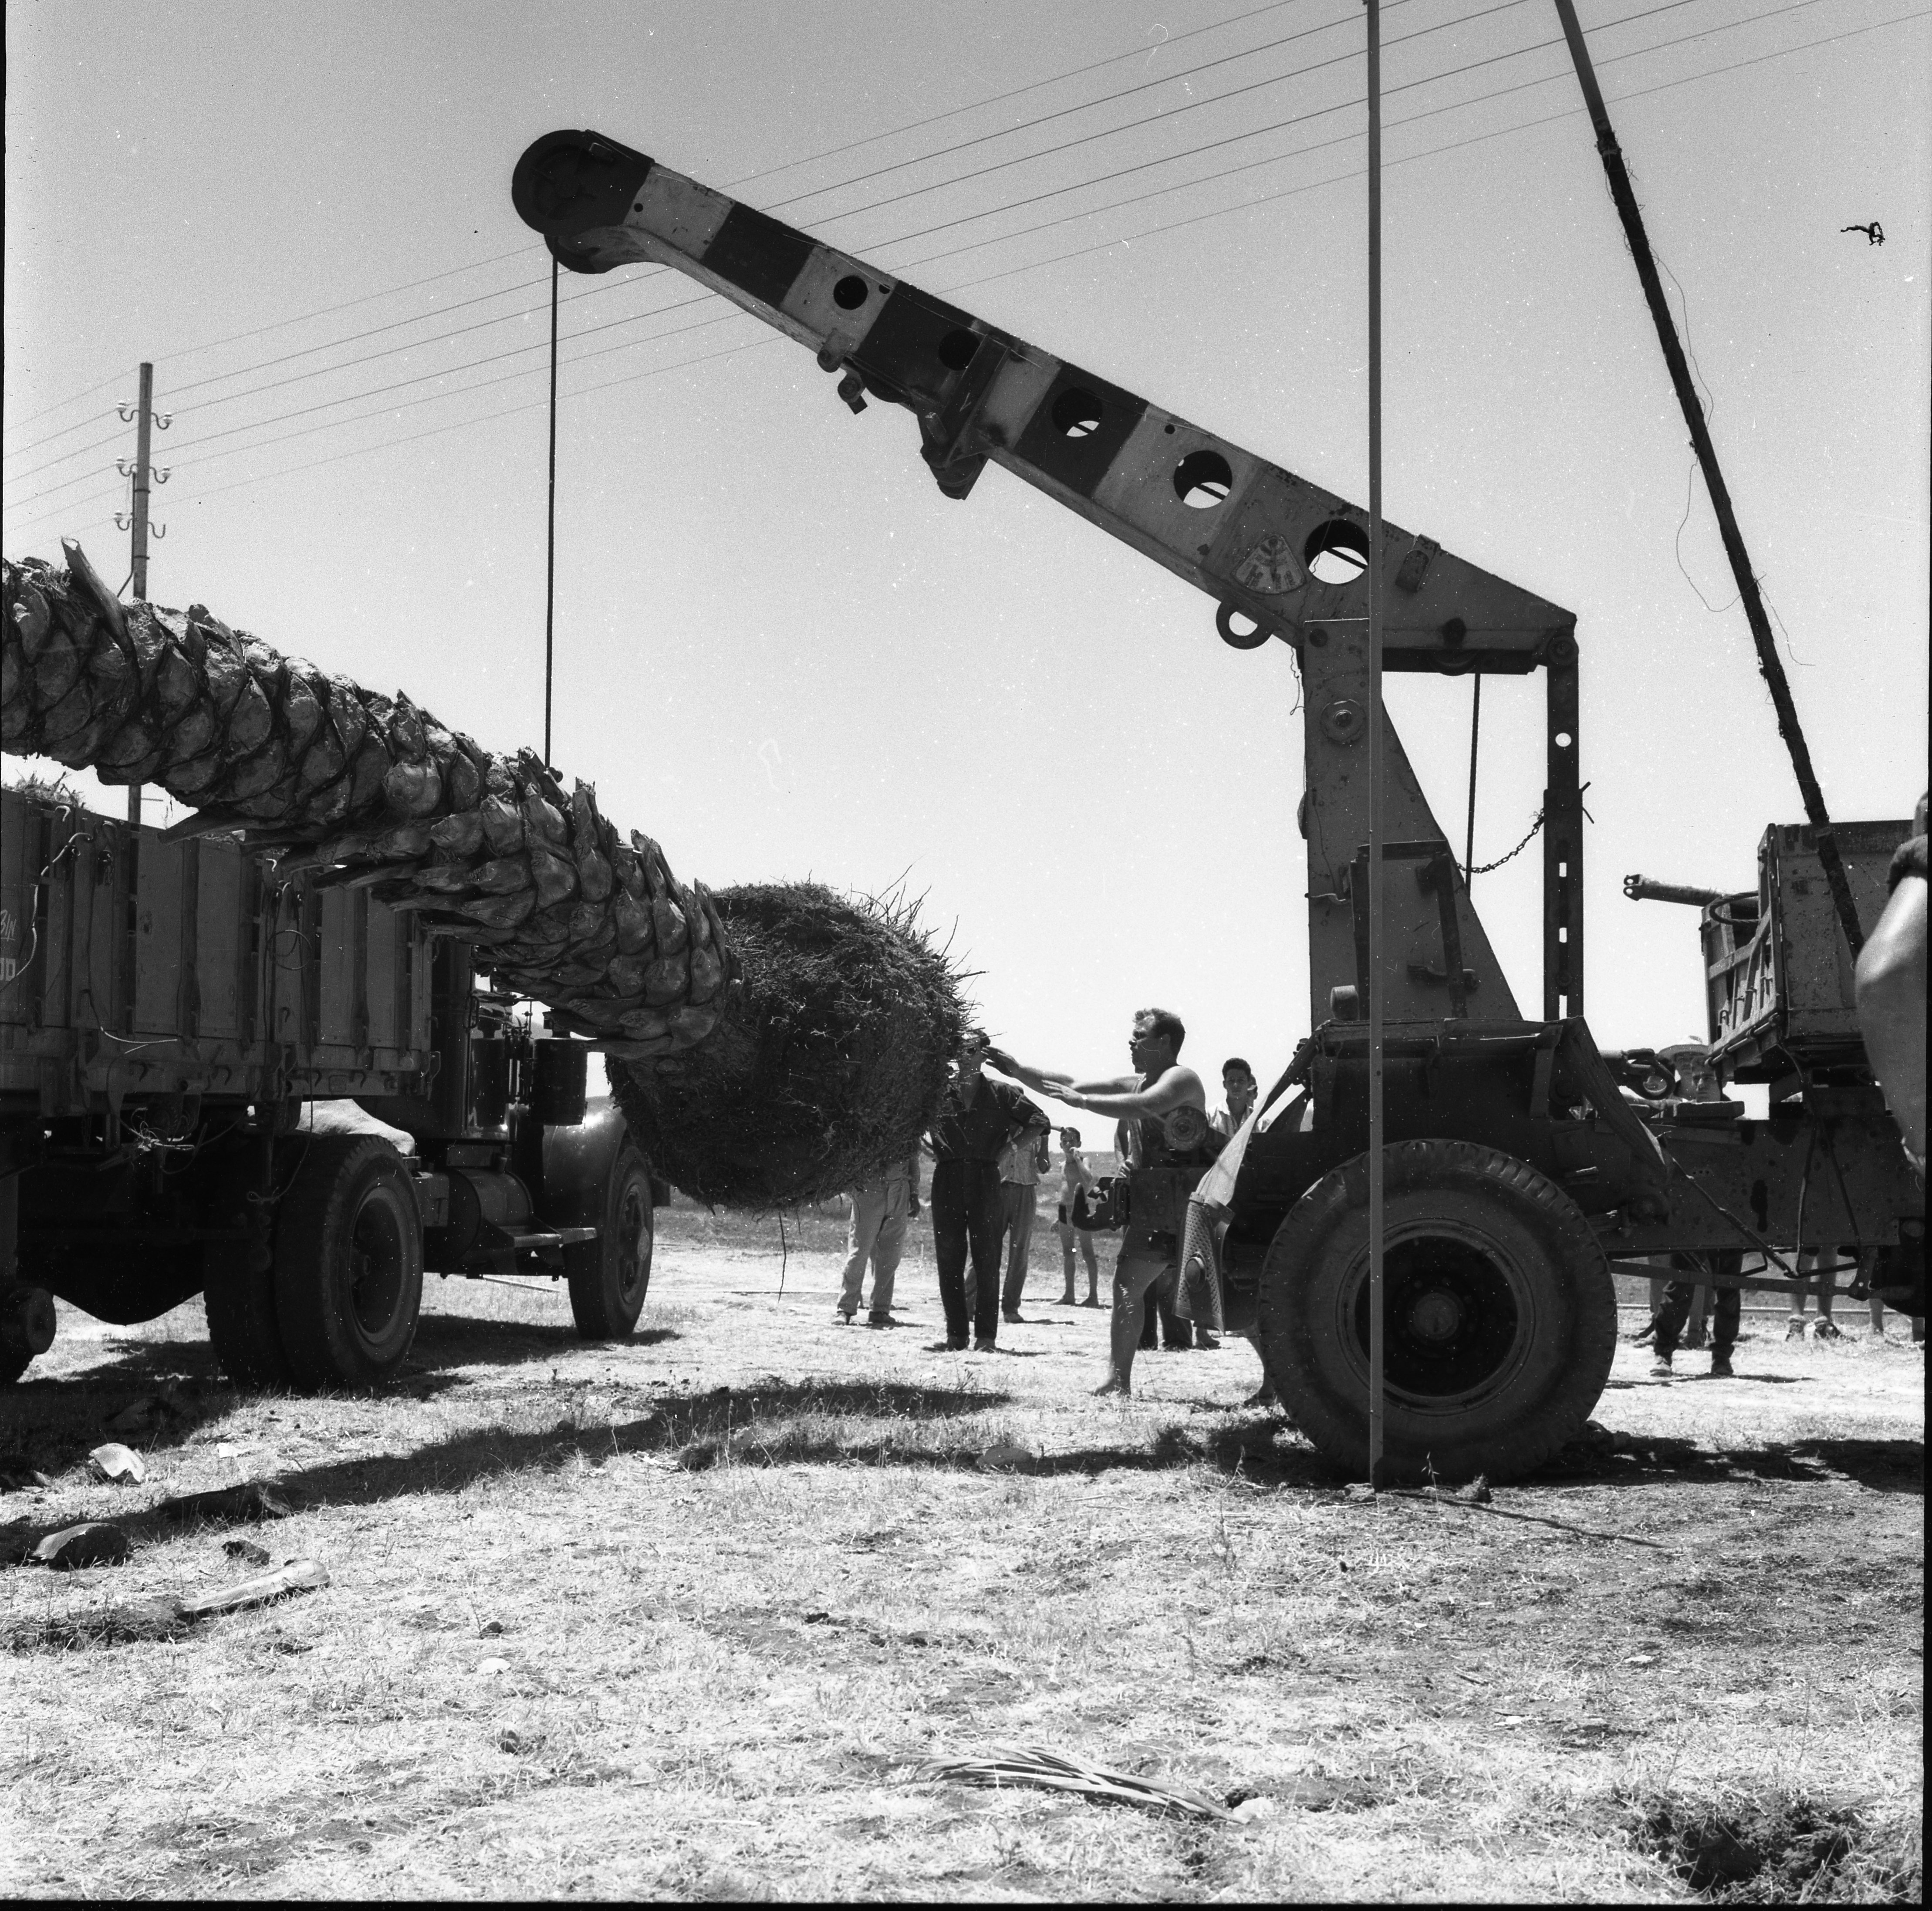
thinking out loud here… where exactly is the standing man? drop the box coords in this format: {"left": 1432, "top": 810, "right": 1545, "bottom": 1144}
{"left": 926, "top": 1035, "right": 1050, "bottom": 1352}
{"left": 1649, "top": 1249, "right": 1741, "bottom": 1378}
{"left": 1212, "top": 1057, "right": 1260, "bottom": 1138}
{"left": 1054, "top": 1128, "right": 1102, "bottom": 1307}
{"left": 990, "top": 1008, "right": 1208, "bottom": 1396}
{"left": 998, "top": 1123, "right": 1053, "bottom": 1323}
{"left": 835, "top": 1152, "right": 919, "bottom": 1327}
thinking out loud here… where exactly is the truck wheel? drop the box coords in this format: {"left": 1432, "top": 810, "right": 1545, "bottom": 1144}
{"left": 273, "top": 1135, "right": 423, "bottom": 1388}
{"left": 565, "top": 1142, "right": 654, "bottom": 1340}
{"left": 1257, "top": 1139, "right": 1616, "bottom": 1483}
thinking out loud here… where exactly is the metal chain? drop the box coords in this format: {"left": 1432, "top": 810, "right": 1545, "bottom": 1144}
{"left": 1466, "top": 810, "right": 1544, "bottom": 877}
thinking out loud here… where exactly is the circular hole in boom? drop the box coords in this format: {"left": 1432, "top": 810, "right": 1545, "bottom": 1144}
{"left": 937, "top": 328, "right": 980, "bottom": 371}
{"left": 1173, "top": 449, "right": 1233, "bottom": 509}
{"left": 1304, "top": 518, "right": 1371, "bottom": 585}
{"left": 833, "top": 274, "right": 869, "bottom": 310}
{"left": 1052, "top": 387, "right": 1104, "bottom": 439}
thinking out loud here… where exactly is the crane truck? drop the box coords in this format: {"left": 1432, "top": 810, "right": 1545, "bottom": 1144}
{"left": 512, "top": 128, "right": 1923, "bottom": 1481}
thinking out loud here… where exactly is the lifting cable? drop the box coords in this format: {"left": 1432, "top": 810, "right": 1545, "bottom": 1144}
{"left": 1463, "top": 676, "right": 1481, "bottom": 888}
{"left": 544, "top": 254, "right": 559, "bottom": 767}
{"left": 1460, "top": 678, "right": 1567, "bottom": 882}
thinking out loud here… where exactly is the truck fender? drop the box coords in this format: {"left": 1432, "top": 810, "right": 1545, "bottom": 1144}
{"left": 540, "top": 1096, "right": 662, "bottom": 1229}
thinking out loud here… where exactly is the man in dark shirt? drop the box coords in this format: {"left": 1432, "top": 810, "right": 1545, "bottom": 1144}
{"left": 925, "top": 1034, "right": 1050, "bottom": 1351}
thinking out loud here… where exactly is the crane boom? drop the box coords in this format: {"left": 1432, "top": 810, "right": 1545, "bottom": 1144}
{"left": 513, "top": 129, "right": 1587, "bottom": 1028}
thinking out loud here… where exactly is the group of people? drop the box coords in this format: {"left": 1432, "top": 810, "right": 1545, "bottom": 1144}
{"left": 835, "top": 1010, "right": 1258, "bottom": 1394}
{"left": 829, "top": 787, "right": 1926, "bottom": 1394}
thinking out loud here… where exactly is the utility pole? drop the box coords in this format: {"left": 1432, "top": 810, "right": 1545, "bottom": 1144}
{"left": 122, "top": 362, "right": 161, "bottom": 827}
{"left": 1365, "top": 0, "right": 1386, "bottom": 1493}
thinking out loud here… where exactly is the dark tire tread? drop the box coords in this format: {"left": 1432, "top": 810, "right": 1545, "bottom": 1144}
{"left": 1257, "top": 1138, "right": 1617, "bottom": 1482}
{"left": 272, "top": 1134, "right": 423, "bottom": 1389}
{"left": 566, "top": 1142, "right": 654, "bottom": 1340}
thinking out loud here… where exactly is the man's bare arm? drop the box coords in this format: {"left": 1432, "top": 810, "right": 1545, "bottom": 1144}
{"left": 1856, "top": 872, "right": 1927, "bottom": 1168}
{"left": 1062, "top": 1064, "right": 1206, "bottom": 1120}
{"left": 983, "top": 1048, "right": 1071, "bottom": 1095}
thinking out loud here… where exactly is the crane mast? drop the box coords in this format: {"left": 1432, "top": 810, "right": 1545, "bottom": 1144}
{"left": 513, "top": 130, "right": 1585, "bottom": 1032}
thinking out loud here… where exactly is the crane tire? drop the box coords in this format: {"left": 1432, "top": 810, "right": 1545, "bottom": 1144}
{"left": 272, "top": 1135, "right": 423, "bottom": 1389}
{"left": 1257, "top": 1138, "right": 1616, "bottom": 1483}
{"left": 566, "top": 1141, "right": 655, "bottom": 1340}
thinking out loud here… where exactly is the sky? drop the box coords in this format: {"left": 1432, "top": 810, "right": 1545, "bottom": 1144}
{"left": 5, "top": 0, "right": 1928, "bottom": 1147}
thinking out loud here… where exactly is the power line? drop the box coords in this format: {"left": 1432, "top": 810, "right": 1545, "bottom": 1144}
{"left": 12, "top": 6, "right": 1438, "bottom": 457}
{"left": 764, "top": 0, "right": 1447, "bottom": 211}
{"left": 0, "top": 0, "right": 1806, "bottom": 480}
{"left": 173, "top": 0, "right": 1924, "bottom": 517}
{"left": 725, "top": 0, "right": 1318, "bottom": 187}
{"left": 164, "top": 267, "right": 557, "bottom": 402}
{"left": 4, "top": 422, "right": 134, "bottom": 488}
{"left": 9, "top": 2, "right": 1312, "bottom": 434}
{"left": 2, "top": 368, "right": 130, "bottom": 434}
{"left": 5, "top": 5, "right": 1322, "bottom": 442}
{"left": 2, "top": 0, "right": 1871, "bottom": 519}
{"left": 956, "top": 3, "right": 1928, "bottom": 290}
{"left": 162, "top": 283, "right": 719, "bottom": 465}
{"left": 882, "top": 0, "right": 1837, "bottom": 272}
{"left": 6, "top": 0, "right": 1911, "bottom": 544}
{"left": 813, "top": 0, "right": 1720, "bottom": 235}
{"left": 3, "top": 394, "right": 128, "bottom": 464}
{"left": 4, "top": 480, "right": 129, "bottom": 546}
{"left": 155, "top": 243, "right": 538, "bottom": 368}
{"left": 10, "top": 0, "right": 1544, "bottom": 484}
{"left": 1, "top": 0, "right": 1483, "bottom": 471}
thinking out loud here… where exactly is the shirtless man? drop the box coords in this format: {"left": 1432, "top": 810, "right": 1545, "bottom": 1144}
{"left": 988, "top": 1008, "right": 1208, "bottom": 1395}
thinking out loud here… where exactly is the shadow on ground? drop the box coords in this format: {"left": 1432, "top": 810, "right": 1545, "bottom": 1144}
{"left": 1540, "top": 1433, "right": 1922, "bottom": 1496}
{"left": 409, "top": 1311, "right": 680, "bottom": 1366}
{"left": 0, "top": 1307, "right": 683, "bottom": 1483}
{"left": 0, "top": 1378, "right": 1025, "bottom": 1565}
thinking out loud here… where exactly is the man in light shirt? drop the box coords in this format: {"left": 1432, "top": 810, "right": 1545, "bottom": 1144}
{"left": 835, "top": 1153, "right": 919, "bottom": 1327}
{"left": 999, "top": 1122, "right": 1053, "bottom": 1323}
{"left": 1054, "top": 1127, "right": 1102, "bottom": 1307}
{"left": 1212, "top": 1057, "right": 1260, "bottom": 1138}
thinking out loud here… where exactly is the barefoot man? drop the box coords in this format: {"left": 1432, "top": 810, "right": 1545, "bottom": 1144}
{"left": 989, "top": 1009, "right": 1207, "bottom": 1395}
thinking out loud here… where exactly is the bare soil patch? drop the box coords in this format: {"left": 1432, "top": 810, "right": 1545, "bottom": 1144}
{"left": 2, "top": 1205, "right": 1921, "bottom": 1900}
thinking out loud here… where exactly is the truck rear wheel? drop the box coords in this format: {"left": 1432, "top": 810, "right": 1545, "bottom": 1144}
{"left": 565, "top": 1142, "right": 654, "bottom": 1339}
{"left": 1257, "top": 1139, "right": 1616, "bottom": 1483}
{"left": 273, "top": 1135, "right": 423, "bottom": 1388}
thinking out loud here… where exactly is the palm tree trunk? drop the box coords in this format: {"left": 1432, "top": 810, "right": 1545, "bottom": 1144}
{"left": 4, "top": 541, "right": 725, "bottom": 1056}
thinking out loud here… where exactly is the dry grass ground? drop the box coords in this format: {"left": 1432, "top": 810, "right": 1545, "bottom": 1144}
{"left": 1, "top": 1200, "right": 1921, "bottom": 1901}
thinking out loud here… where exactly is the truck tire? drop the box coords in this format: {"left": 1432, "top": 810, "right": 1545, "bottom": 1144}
{"left": 565, "top": 1141, "right": 654, "bottom": 1339}
{"left": 1257, "top": 1138, "right": 1616, "bottom": 1483}
{"left": 272, "top": 1135, "right": 423, "bottom": 1388}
